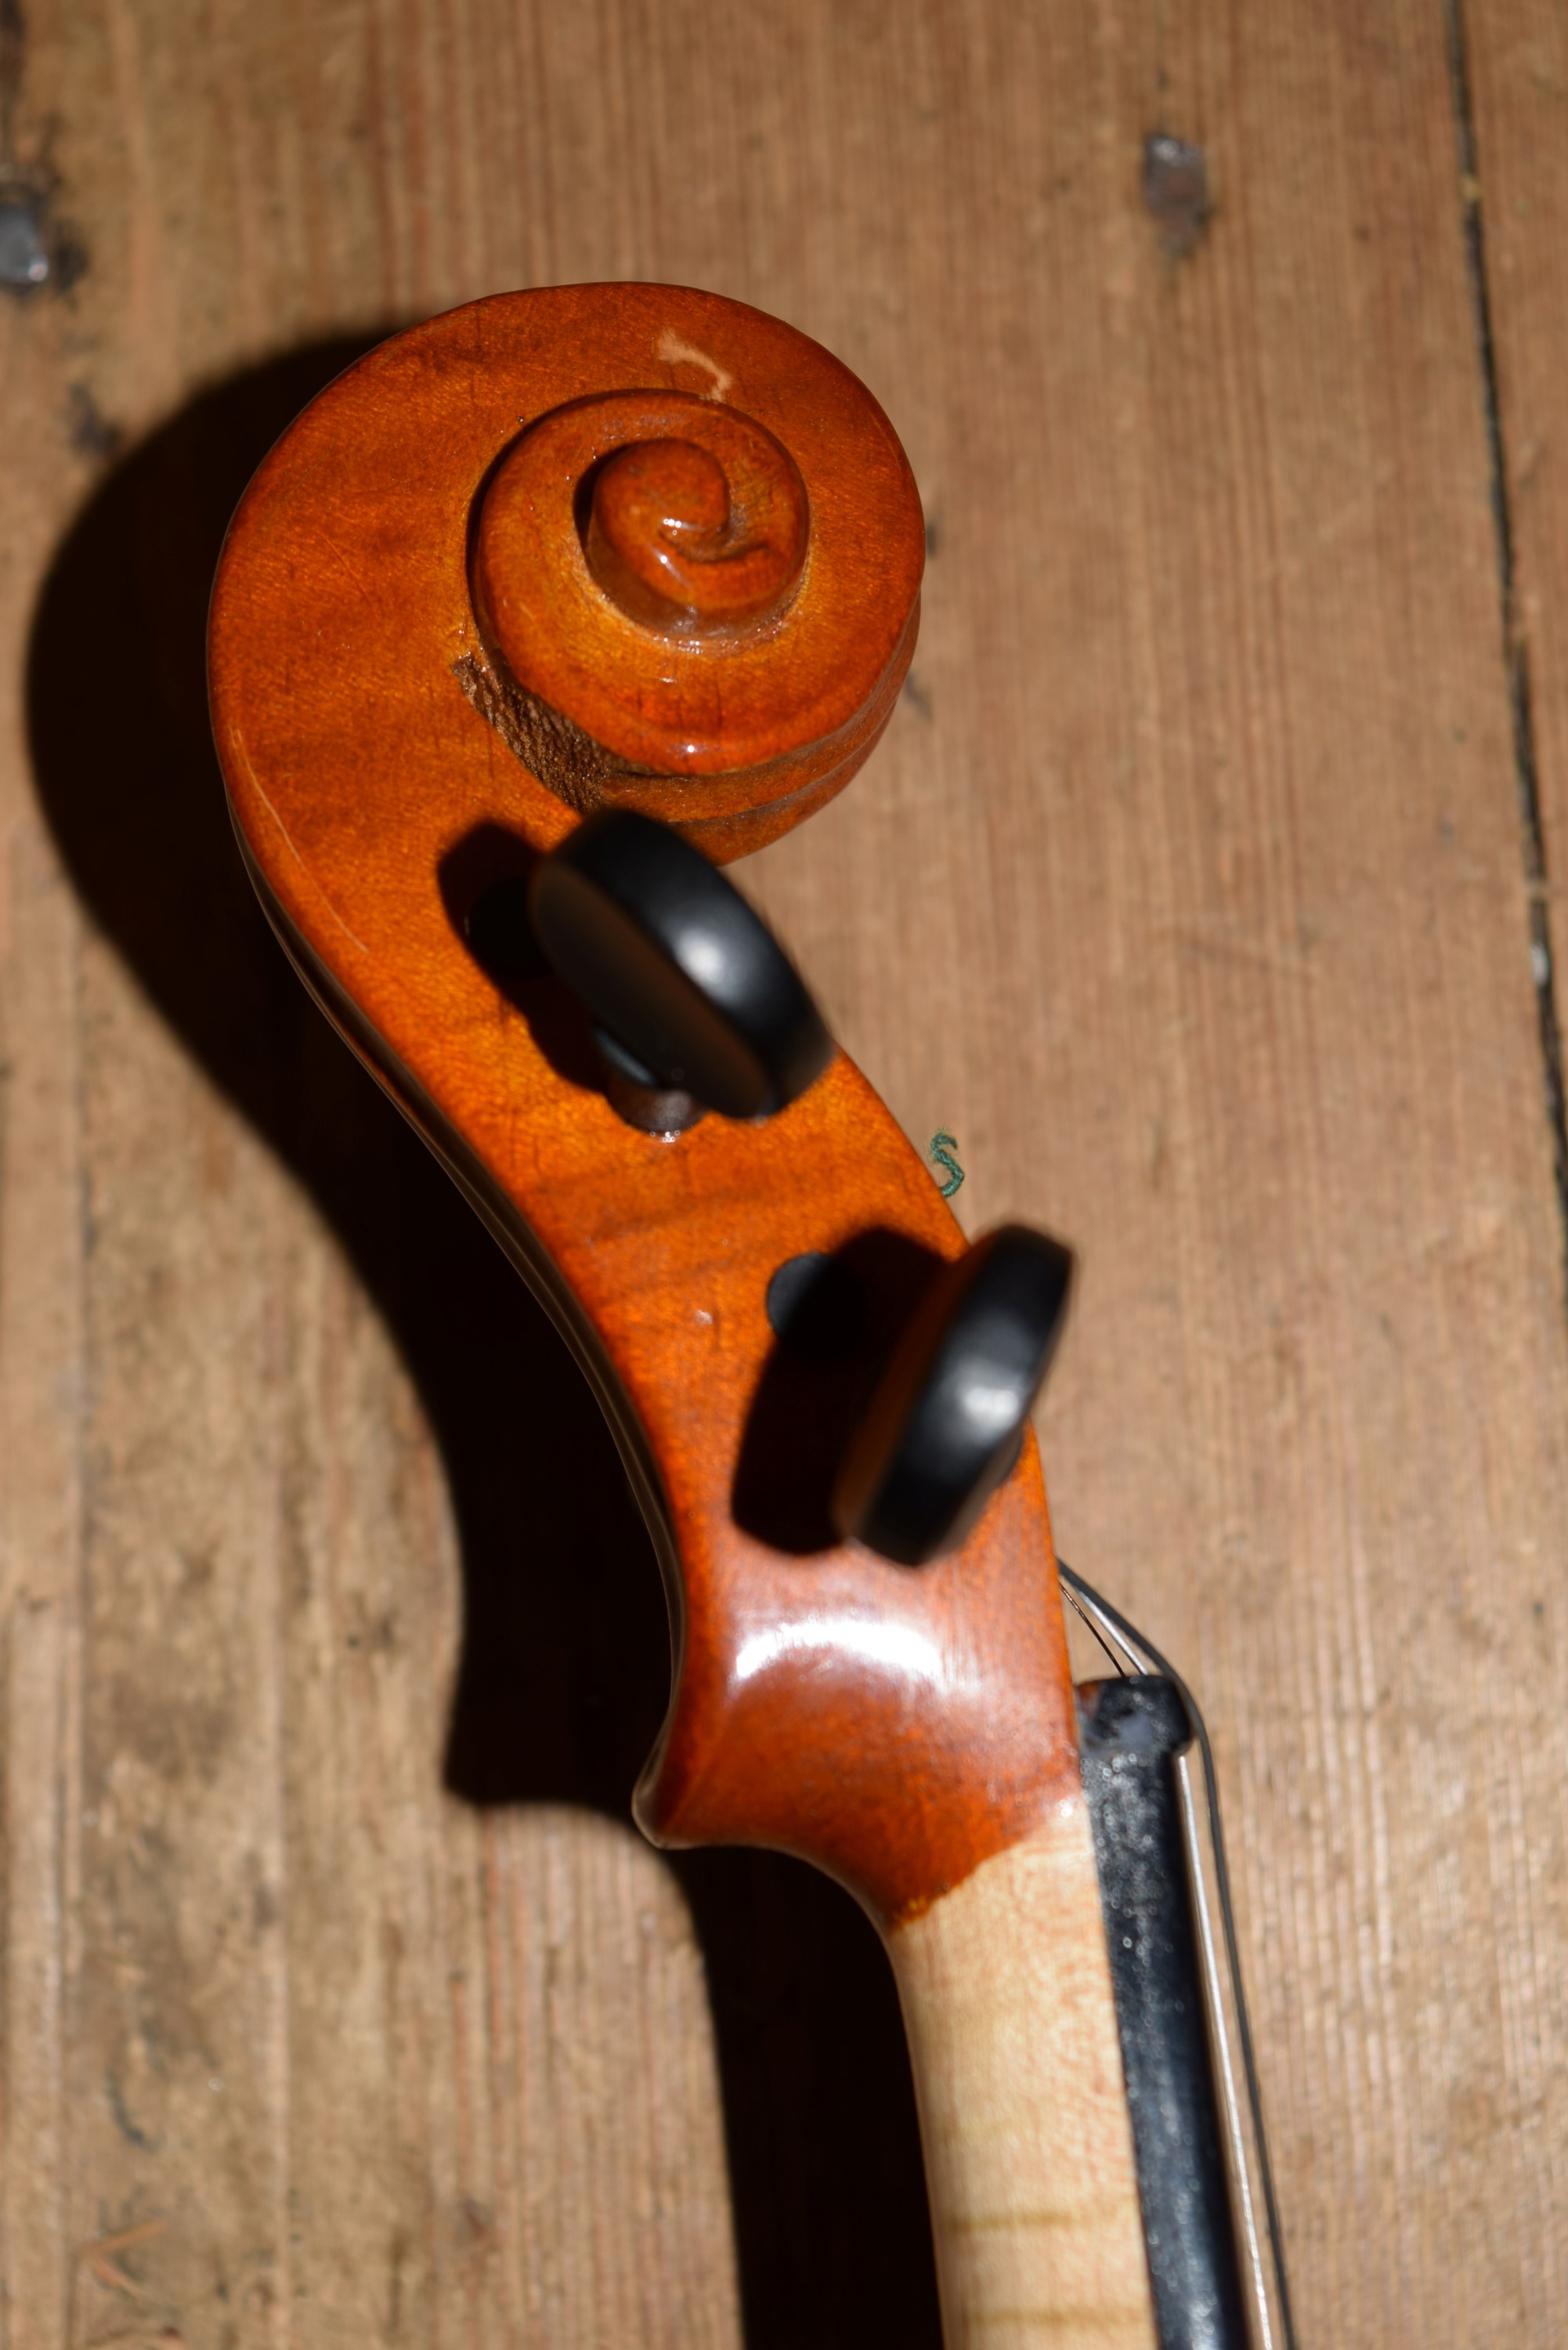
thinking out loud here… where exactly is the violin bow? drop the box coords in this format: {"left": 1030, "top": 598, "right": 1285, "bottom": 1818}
{"left": 209, "top": 284, "right": 1292, "bottom": 2350}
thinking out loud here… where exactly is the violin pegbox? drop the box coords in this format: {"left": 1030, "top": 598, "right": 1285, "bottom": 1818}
{"left": 208, "top": 278, "right": 1080, "bottom": 1917}
{"left": 210, "top": 284, "right": 1158, "bottom": 2350}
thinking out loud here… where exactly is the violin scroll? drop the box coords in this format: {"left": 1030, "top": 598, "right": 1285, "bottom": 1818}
{"left": 209, "top": 285, "right": 1164, "bottom": 2350}
{"left": 210, "top": 280, "right": 1071, "bottom": 1923}
{"left": 449, "top": 291, "right": 924, "bottom": 858}
{"left": 472, "top": 390, "right": 818, "bottom": 765}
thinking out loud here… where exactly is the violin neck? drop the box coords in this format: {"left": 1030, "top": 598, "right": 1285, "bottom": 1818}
{"left": 888, "top": 1792, "right": 1157, "bottom": 2349}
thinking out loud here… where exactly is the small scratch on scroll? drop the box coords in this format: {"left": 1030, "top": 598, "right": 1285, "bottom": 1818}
{"left": 656, "top": 329, "right": 733, "bottom": 401}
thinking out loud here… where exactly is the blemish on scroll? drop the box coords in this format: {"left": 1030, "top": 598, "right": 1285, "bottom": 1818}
{"left": 656, "top": 328, "right": 733, "bottom": 402}
{"left": 453, "top": 649, "right": 625, "bottom": 813}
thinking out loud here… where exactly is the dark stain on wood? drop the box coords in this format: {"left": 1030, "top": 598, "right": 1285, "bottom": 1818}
{"left": 1143, "top": 132, "right": 1211, "bottom": 258}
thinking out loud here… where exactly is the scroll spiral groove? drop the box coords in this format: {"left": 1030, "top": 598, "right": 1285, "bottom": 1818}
{"left": 470, "top": 385, "right": 916, "bottom": 786}
{"left": 583, "top": 429, "right": 807, "bottom": 633}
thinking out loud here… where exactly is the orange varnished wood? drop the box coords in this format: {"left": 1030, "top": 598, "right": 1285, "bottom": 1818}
{"left": 477, "top": 395, "right": 815, "bottom": 712}
{"left": 415, "top": 284, "right": 919, "bottom": 860}
{"left": 208, "top": 285, "right": 1078, "bottom": 1925}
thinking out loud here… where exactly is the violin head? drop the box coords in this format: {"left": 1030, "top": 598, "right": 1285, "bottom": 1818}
{"left": 209, "top": 286, "right": 1075, "bottom": 1927}
{"left": 208, "top": 287, "right": 1274, "bottom": 2350}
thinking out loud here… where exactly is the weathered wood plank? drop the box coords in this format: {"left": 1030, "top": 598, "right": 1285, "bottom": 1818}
{"left": 1437, "top": 2, "right": 1568, "bottom": 2326}
{"left": 2, "top": 2, "right": 1566, "bottom": 2345}
{"left": 1466, "top": 0, "right": 1568, "bottom": 891}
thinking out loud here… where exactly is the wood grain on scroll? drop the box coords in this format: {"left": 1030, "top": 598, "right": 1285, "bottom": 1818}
{"left": 210, "top": 284, "right": 1154, "bottom": 2343}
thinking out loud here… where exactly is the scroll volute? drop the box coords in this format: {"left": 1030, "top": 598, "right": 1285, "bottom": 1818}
{"left": 210, "top": 287, "right": 1080, "bottom": 1927}
{"left": 447, "top": 286, "right": 922, "bottom": 859}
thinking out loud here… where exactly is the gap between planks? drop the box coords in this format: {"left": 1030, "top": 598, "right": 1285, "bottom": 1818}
{"left": 1444, "top": 0, "right": 1568, "bottom": 1303}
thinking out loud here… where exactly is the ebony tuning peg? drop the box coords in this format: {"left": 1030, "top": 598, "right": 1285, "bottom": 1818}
{"left": 831, "top": 1225, "right": 1075, "bottom": 1567}
{"left": 528, "top": 810, "right": 835, "bottom": 1127}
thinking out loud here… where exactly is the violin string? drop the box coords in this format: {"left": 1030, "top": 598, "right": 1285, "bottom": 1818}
{"left": 1060, "top": 1573, "right": 1128, "bottom": 1676}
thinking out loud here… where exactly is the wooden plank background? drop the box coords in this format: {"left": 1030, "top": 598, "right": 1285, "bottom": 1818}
{"left": 3, "top": 2, "right": 1567, "bottom": 2344}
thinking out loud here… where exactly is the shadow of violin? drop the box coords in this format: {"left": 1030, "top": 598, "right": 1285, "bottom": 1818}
{"left": 26, "top": 338, "right": 940, "bottom": 2349}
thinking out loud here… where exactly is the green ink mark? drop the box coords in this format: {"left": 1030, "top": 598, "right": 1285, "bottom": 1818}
{"left": 929, "top": 1130, "right": 964, "bottom": 1199}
